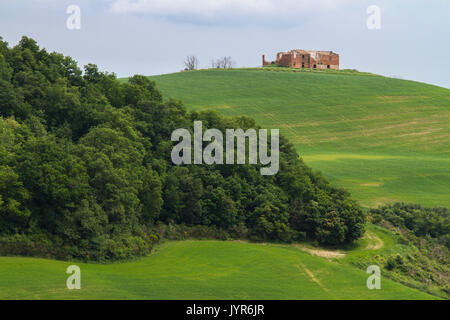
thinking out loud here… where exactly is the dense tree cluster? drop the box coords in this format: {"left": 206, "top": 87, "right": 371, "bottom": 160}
{"left": 370, "top": 203, "right": 449, "bottom": 247}
{"left": 0, "top": 37, "right": 365, "bottom": 261}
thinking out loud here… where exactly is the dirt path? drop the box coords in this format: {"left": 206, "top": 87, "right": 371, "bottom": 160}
{"left": 294, "top": 244, "right": 345, "bottom": 259}
{"left": 364, "top": 231, "right": 384, "bottom": 250}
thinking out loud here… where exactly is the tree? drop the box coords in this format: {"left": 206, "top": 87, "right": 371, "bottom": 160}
{"left": 183, "top": 55, "right": 199, "bottom": 71}
{"left": 212, "top": 56, "right": 235, "bottom": 69}
{"left": 0, "top": 165, "right": 30, "bottom": 233}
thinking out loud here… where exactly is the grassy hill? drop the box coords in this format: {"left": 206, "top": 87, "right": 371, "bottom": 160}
{"left": 149, "top": 68, "right": 450, "bottom": 208}
{"left": 1, "top": 39, "right": 447, "bottom": 301}
{"left": 0, "top": 227, "right": 440, "bottom": 300}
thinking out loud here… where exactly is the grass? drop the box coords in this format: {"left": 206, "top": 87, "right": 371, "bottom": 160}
{"left": 0, "top": 234, "right": 440, "bottom": 300}
{"left": 148, "top": 68, "right": 450, "bottom": 208}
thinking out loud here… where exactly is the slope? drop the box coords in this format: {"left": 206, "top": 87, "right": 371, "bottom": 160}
{"left": 149, "top": 68, "right": 450, "bottom": 208}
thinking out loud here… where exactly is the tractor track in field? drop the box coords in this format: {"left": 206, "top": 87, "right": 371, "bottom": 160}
{"left": 295, "top": 262, "right": 332, "bottom": 296}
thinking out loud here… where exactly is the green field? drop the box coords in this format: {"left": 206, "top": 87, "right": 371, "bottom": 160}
{"left": 149, "top": 68, "right": 450, "bottom": 208}
{"left": 0, "top": 226, "right": 439, "bottom": 300}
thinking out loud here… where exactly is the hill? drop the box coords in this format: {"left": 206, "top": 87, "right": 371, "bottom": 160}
{"left": 149, "top": 68, "right": 450, "bottom": 208}
{"left": 0, "top": 37, "right": 447, "bottom": 300}
{"left": 0, "top": 37, "right": 366, "bottom": 260}
{"left": 0, "top": 237, "right": 440, "bottom": 300}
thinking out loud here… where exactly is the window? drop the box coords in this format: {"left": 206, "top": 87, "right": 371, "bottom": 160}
{"left": 327, "top": 65, "right": 330, "bottom": 69}
{"left": 313, "top": 64, "right": 316, "bottom": 69}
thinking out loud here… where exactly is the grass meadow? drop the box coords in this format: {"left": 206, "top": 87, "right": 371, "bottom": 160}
{"left": 0, "top": 225, "right": 439, "bottom": 300}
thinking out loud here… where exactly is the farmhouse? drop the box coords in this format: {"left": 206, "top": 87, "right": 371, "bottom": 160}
{"left": 263, "top": 49, "right": 339, "bottom": 70}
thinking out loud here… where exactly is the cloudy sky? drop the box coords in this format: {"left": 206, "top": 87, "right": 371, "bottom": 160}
{"left": 0, "top": 0, "right": 449, "bottom": 88}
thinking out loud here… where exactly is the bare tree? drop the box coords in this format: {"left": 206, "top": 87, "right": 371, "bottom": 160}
{"left": 221, "top": 56, "right": 235, "bottom": 69}
{"left": 211, "top": 56, "right": 235, "bottom": 69}
{"left": 184, "top": 55, "right": 199, "bottom": 71}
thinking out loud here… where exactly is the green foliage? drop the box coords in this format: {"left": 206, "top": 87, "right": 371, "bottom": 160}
{"left": 0, "top": 37, "right": 365, "bottom": 261}
{"left": 368, "top": 204, "right": 450, "bottom": 298}
{"left": 370, "top": 203, "right": 449, "bottom": 244}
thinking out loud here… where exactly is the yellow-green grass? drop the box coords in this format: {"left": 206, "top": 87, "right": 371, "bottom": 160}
{"left": 149, "top": 69, "right": 450, "bottom": 208}
{"left": 0, "top": 238, "right": 439, "bottom": 300}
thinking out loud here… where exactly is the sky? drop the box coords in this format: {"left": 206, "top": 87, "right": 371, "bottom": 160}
{"left": 0, "top": 0, "right": 449, "bottom": 88}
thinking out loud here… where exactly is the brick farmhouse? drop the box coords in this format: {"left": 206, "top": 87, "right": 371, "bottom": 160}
{"left": 263, "top": 49, "right": 339, "bottom": 70}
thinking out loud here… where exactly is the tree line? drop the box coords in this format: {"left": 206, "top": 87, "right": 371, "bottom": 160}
{"left": 370, "top": 203, "right": 449, "bottom": 247}
{"left": 0, "top": 36, "right": 365, "bottom": 261}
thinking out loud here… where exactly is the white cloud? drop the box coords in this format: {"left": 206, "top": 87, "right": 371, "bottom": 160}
{"left": 110, "top": 0, "right": 354, "bottom": 25}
